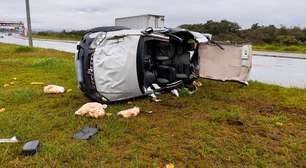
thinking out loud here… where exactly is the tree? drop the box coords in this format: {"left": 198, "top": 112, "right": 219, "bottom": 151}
{"left": 251, "top": 23, "right": 260, "bottom": 30}
{"left": 180, "top": 20, "right": 240, "bottom": 35}
{"left": 276, "top": 35, "right": 298, "bottom": 45}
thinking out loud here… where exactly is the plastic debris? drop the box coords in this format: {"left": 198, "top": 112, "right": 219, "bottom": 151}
{"left": 171, "top": 89, "right": 179, "bottom": 97}
{"left": 144, "top": 110, "right": 153, "bottom": 114}
{"left": 43, "top": 85, "right": 65, "bottom": 94}
{"left": 66, "top": 89, "right": 73, "bottom": 93}
{"left": 73, "top": 127, "right": 99, "bottom": 140}
{"left": 117, "top": 107, "right": 140, "bottom": 118}
{"left": 3, "top": 84, "right": 10, "bottom": 88}
{"left": 22, "top": 140, "right": 40, "bottom": 156}
{"left": 31, "top": 82, "right": 44, "bottom": 85}
{"left": 193, "top": 80, "right": 202, "bottom": 87}
{"left": 152, "top": 83, "right": 161, "bottom": 90}
{"left": 275, "top": 122, "right": 284, "bottom": 127}
{"left": 151, "top": 96, "right": 161, "bottom": 103}
{"left": 149, "top": 89, "right": 161, "bottom": 102}
{"left": 145, "top": 86, "right": 161, "bottom": 102}
{"left": 105, "top": 113, "right": 113, "bottom": 117}
{"left": 185, "top": 80, "right": 203, "bottom": 95}
{"left": 149, "top": 92, "right": 161, "bottom": 102}
{"left": 75, "top": 102, "right": 107, "bottom": 118}
{"left": 166, "top": 163, "right": 175, "bottom": 168}
{"left": 187, "top": 86, "right": 198, "bottom": 95}
{"left": 13, "top": 77, "right": 17, "bottom": 80}
{"left": 0, "top": 108, "right": 5, "bottom": 113}
{"left": 0, "top": 136, "right": 19, "bottom": 143}
{"left": 145, "top": 87, "right": 154, "bottom": 94}
{"left": 10, "top": 82, "right": 15, "bottom": 85}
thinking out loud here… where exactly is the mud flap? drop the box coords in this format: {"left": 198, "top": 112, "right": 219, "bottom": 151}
{"left": 198, "top": 43, "right": 252, "bottom": 85}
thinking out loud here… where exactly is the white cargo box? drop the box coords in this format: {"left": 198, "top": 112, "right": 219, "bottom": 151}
{"left": 115, "top": 14, "right": 165, "bottom": 29}
{"left": 199, "top": 43, "right": 252, "bottom": 84}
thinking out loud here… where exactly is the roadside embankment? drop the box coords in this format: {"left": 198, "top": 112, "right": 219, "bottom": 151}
{"left": 253, "top": 51, "right": 306, "bottom": 59}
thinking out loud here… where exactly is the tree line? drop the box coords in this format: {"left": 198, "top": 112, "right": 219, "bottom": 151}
{"left": 180, "top": 20, "right": 306, "bottom": 45}
{"left": 35, "top": 20, "right": 306, "bottom": 45}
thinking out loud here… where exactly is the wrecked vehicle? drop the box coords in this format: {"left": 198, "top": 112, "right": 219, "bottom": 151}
{"left": 75, "top": 26, "right": 252, "bottom": 102}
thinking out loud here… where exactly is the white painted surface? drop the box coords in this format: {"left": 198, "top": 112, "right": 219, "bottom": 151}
{"left": 199, "top": 44, "right": 252, "bottom": 84}
{"left": 115, "top": 15, "right": 164, "bottom": 29}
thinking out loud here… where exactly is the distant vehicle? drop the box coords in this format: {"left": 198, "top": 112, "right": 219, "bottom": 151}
{"left": 115, "top": 14, "right": 165, "bottom": 29}
{"left": 75, "top": 26, "right": 252, "bottom": 103}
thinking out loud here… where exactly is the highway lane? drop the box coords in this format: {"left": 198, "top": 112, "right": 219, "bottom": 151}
{"left": 0, "top": 35, "right": 77, "bottom": 53}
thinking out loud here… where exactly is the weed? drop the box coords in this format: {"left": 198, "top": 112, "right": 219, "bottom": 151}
{"left": 253, "top": 44, "right": 306, "bottom": 54}
{"left": 15, "top": 46, "right": 35, "bottom": 53}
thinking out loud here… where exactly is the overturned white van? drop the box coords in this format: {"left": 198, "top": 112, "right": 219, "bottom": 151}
{"left": 75, "top": 26, "right": 252, "bottom": 102}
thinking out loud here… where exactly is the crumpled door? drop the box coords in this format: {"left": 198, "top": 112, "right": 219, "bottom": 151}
{"left": 198, "top": 43, "right": 252, "bottom": 85}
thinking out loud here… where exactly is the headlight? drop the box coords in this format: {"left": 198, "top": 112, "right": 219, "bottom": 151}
{"left": 90, "top": 32, "right": 106, "bottom": 49}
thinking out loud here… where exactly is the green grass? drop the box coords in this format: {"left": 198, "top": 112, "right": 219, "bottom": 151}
{"left": 253, "top": 44, "right": 306, "bottom": 54}
{"left": 15, "top": 46, "right": 35, "bottom": 53}
{"left": 0, "top": 43, "right": 305, "bottom": 167}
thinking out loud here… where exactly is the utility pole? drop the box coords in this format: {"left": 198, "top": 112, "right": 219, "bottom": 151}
{"left": 25, "top": 0, "right": 33, "bottom": 47}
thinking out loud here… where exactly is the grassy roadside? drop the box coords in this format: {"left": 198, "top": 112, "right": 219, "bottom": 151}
{"left": 253, "top": 44, "right": 306, "bottom": 54}
{"left": 31, "top": 34, "right": 81, "bottom": 42}
{"left": 0, "top": 43, "right": 305, "bottom": 167}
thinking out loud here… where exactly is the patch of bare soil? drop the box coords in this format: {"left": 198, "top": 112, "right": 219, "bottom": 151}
{"left": 232, "top": 98, "right": 306, "bottom": 118}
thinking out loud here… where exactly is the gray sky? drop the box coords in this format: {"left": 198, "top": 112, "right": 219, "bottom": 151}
{"left": 1, "top": 0, "right": 306, "bottom": 31}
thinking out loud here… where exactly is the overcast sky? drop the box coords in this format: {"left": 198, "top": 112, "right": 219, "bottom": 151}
{"left": 1, "top": 0, "right": 305, "bottom": 31}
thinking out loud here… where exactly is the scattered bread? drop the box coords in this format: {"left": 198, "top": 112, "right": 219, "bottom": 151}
{"left": 75, "top": 102, "right": 107, "bottom": 118}
{"left": 117, "top": 107, "right": 140, "bottom": 118}
{"left": 43, "top": 85, "right": 65, "bottom": 94}
{"left": 0, "top": 108, "right": 5, "bottom": 113}
{"left": 31, "top": 82, "right": 45, "bottom": 85}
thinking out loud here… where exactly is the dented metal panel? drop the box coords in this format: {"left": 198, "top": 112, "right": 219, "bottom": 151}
{"left": 199, "top": 44, "right": 252, "bottom": 84}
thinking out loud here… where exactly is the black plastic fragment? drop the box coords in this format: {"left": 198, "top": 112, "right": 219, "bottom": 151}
{"left": 73, "top": 127, "right": 99, "bottom": 140}
{"left": 22, "top": 140, "right": 40, "bottom": 156}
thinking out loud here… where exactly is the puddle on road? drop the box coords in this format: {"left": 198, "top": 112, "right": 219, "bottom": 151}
{"left": 250, "top": 56, "right": 306, "bottom": 88}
